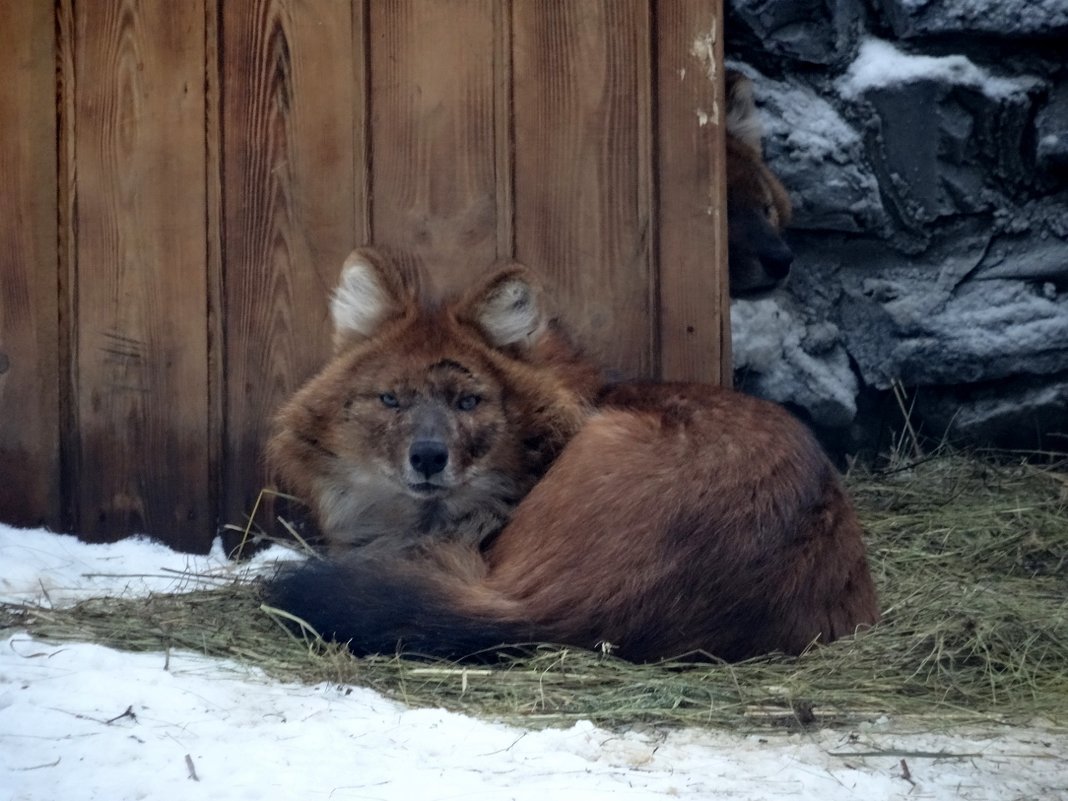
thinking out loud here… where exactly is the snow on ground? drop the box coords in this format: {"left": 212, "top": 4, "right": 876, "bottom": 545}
{"left": 2, "top": 524, "right": 1067, "bottom": 801}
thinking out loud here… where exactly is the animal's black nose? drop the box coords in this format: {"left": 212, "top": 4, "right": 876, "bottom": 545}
{"left": 409, "top": 440, "right": 449, "bottom": 479}
{"left": 761, "top": 246, "right": 794, "bottom": 280}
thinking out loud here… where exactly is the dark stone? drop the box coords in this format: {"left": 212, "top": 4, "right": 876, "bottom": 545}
{"left": 725, "top": 10, "right": 1068, "bottom": 456}
{"left": 859, "top": 79, "right": 1039, "bottom": 232}
{"left": 730, "top": 0, "right": 866, "bottom": 65}
{"left": 1036, "top": 80, "right": 1068, "bottom": 174}
{"left": 913, "top": 373, "right": 1068, "bottom": 452}
{"left": 877, "top": 0, "right": 1068, "bottom": 40}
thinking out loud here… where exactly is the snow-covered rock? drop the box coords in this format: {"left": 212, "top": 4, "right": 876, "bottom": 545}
{"left": 841, "top": 277, "right": 1068, "bottom": 388}
{"left": 877, "top": 0, "right": 1068, "bottom": 39}
{"left": 727, "top": 1, "right": 1068, "bottom": 454}
{"left": 736, "top": 66, "right": 887, "bottom": 232}
{"left": 732, "top": 296, "right": 858, "bottom": 427}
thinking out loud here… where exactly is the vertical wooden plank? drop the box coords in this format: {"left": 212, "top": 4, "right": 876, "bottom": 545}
{"left": 0, "top": 1, "right": 60, "bottom": 529}
{"left": 222, "top": 0, "right": 356, "bottom": 542}
{"left": 354, "top": 0, "right": 371, "bottom": 247}
{"left": 73, "top": 1, "right": 209, "bottom": 547}
{"left": 656, "top": 0, "right": 730, "bottom": 384}
{"left": 493, "top": 0, "right": 515, "bottom": 261}
{"left": 370, "top": 0, "right": 503, "bottom": 288}
{"left": 513, "top": 0, "right": 654, "bottom": 379}
{"left": 57, "top": 0, "right": 76, "bottom": 534}
{"left": 58, "top": 0, "right": 77, "bottom": 533}
{"left": 205, "top": 0, "right": 224, "bottom": 543}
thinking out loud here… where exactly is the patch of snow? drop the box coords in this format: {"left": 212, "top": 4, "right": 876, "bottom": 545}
{"left": 732, "top": 298, "right": 858, "bottom": 427}
{"left": 0, "top": 525, "right": 295, "bottom": 607}
{"left": 3, "top": 526, "right": 1068, "bottom": 800}
{"left": 838, "top": 38, "right": 1036, "bottom": 100}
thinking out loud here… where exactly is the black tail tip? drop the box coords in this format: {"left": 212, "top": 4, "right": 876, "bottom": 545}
{"left": 261, "top": 558, "right": 357, "bottom": 643}
{"left": 261, "top": 555, "right": 530, "bottom": 662}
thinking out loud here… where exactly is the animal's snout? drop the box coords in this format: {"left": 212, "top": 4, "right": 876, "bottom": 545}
{"left": 409, "top": 439, "right": 449, "bottom": 479}
{"left": 761, "top": 244, "right": 794, "bottom": 281}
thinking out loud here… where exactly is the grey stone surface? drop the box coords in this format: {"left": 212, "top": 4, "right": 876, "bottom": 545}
{"left": 972, "top": 211, "right": 1068, "bottom": 283}
{"left": 877, "top": 0, "right": 1068, "bottom": 40}
{"left": 726, "top": 0, "right": 1068, "bottom": 453}
{"left": 1036, "top": 81, "right": 1068, "bottom": 174}
{"left": 858, "top": 80, "right": 1038, "bottom": 230}
{"left": 738, "top": 68, "right": 888, "bottom": 232}
{"left": 915, "top": 374, "right": 1068, "bottom": 451}
{"left": 840, "top": 277, "right": 1068, "bottom": 388}
{"left": 730, "top": 0, "right": 866, "bottom": 65}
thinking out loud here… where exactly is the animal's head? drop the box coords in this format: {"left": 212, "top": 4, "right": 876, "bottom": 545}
{"left": 725, "top": 71, "right": 794, "bottom": 297}
{"left": 268, "top": 248, "right": 602, "bottom": 548}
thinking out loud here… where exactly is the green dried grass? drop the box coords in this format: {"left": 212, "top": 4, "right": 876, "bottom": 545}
{"left": 3, "top": 452, "right": 1067, "bottom": 731}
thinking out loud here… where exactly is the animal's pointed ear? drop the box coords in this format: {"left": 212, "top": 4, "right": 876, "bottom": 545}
{"left": 330, "top": 248, "right": 413, "bottom": 349}
{"left": 458, "top": 264, "right": 548, "bottom": 350}
{"left": 725, "top": 71, "right": 763, "bottom": 152}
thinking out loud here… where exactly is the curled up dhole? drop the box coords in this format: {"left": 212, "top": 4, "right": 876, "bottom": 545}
{"left": 264, "top": 248, "right": 880, "bottom": 663}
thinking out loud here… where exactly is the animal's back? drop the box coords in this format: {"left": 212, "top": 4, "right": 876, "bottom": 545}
{"left": 480, "top": 383, "right": 879, "bottom": 661}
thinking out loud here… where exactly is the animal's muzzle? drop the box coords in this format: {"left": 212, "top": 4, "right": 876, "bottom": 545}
{"left": 409, "top": 439, "right": 449, "bottom": 479}
{"left": 761, "top": 243, "right": 794, "bottom": 281}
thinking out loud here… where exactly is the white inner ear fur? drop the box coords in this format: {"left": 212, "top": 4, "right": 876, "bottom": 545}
{"left": 726, "top": 78, "right": 764, "bottom": 151}
{"left": 477, "top": 278, "right": 545, "bottom": 348}
{"left": 330, "top": 255, "right": 395, "bottom": 340}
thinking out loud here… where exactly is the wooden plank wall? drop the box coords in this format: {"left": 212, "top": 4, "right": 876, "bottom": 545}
{"left": 71, "top": 1, "right": 211, "bottom": 544}
{"left": 0, "top": 0, "right": 727, "bottom": 552}
{"left": 220, "top": 0, "right": 359, "bottom": 540}
{"left": 513, "top": 0, "right": 655, "bottom": 377}
{"left": 0, "top": 3, "right": 59, "bottom": 529}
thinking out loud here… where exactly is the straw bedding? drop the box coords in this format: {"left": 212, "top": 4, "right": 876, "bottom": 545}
{"left": 4, "top": 453, "right": 1066, "bottom": 731}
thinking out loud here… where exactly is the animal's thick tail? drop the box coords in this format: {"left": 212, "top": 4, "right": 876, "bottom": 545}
{"left": 263, "top": 552, "right": 531, "bottom": 660}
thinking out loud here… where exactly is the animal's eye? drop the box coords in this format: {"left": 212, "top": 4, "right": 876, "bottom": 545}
{"left": 456, "top": 394, "right": 481, "bottom": 411}
{"left": 380, "top": 392, "right": 400, "bottom": 408}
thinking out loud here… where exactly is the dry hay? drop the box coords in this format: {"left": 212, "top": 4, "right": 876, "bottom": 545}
{"left": 3, "top": 452, "right": 1066, "bottom": 731}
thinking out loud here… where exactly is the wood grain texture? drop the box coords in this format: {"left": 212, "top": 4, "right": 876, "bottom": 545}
{"left": 0, "top": 1, "right": 60, "bottom": 528}
{"left": 222, "top": 0, "right": 357, "bottom": 539}
{"left": 370, "top": 0, "right": 504, "bottom": 290}
{"left": 72, "top": 1, "right": 210, "bottom": 546}
{"left": 206, "top": 0, "right": 224, "bottom": 543}
{"left": 655, "top": 0, "right": 729, "bottom": 383}
{"left": 59, "top": 0, "right": 78, "bottom": 532}
{"left": 512, "top": 0, "right": 654, "bottom": 379}
{"left": 0, "top": 0, "right": 729, "bottom": 549}
{"left": 353, "top": 0, "right": 371, "bottom": 246}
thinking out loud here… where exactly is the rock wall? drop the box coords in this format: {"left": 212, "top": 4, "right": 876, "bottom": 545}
{"left": 726, "top": 0, "right": 1068, "bottom": 457}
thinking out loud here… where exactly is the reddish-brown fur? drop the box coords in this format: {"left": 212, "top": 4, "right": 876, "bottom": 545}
{"left": 266, "top": 250, "right": 880, "bottom": 663}
{"left": 453, "top": 382, "right": 879, "bottom": 661}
